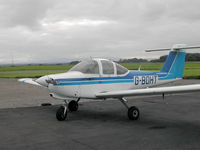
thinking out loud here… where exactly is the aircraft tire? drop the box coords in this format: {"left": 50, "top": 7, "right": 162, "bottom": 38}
{"left": 56, "top": 106, "right": 67, "bottom": 121}
{"left": 128, "top": 106, "right": 139, "bottom": 120}
{"left": 68, "top": 100, "right": 78, "bottom": 112}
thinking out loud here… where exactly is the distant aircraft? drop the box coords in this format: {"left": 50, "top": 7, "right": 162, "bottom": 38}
{"left": 19, "top": 44, "right": 200, "bottom": 121}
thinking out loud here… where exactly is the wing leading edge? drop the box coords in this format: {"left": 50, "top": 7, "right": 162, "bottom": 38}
{"left": 96, "top": 84, "right": 200, "bottom": 98}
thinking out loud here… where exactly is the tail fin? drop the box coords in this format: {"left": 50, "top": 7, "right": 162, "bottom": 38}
{"left": 146, "top": 44, "right": 200, "bottom": 79}
{"left": 160, "top": 50, "right": 186, "bottom": 79}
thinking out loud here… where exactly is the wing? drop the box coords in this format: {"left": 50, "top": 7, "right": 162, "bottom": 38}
{"left": 96, "top": 84, "right": 200, "bottom": 98}
{"left": 18, "top": 78, "right": 42, "bottom": 86}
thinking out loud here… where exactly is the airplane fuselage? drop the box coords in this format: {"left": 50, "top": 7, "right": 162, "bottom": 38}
{"left": 47, "top": 70, "right": 180, "bottom": 100}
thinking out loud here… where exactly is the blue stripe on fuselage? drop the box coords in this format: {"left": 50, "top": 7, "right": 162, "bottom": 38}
{"left": 54, "top": 71, "right": 169, "bottom": 86}
{"left": 56, "top": 79, "right": 134, "bottom": 86}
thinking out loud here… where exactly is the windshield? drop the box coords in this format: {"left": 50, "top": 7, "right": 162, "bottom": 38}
{"left": 116, "top": 63, "right": 128, "bottom": 75}
{"left": 69, "top": 60, "right": 99, "bottom": 74}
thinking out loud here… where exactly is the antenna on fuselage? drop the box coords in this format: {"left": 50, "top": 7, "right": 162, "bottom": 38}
{"left": 138, "top": 65, "right": 141, "bottom": 71}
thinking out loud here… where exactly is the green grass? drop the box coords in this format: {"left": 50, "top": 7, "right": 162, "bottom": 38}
{"left": 122, "top": 62, "right": 200, "bottom": 78}
{"left": 0, "top": 65, "right": 73, "bottom": 72}
{"left": 122, "top": 63, "right": 163, "bottom": 71}
{"left": 0, "top": 71, "right": 64, "bottom": 78}
{"left": 183, "top": 70, "right": 200, "bottom": 79}
{"left": 0, "top": 62, "right": 200, "bottom": 78}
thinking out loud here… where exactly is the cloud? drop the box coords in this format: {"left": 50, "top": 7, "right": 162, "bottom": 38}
{"left": 0, "top": 0, "right": 200, "bottom": 64}
{"left": 0, "top": 0, "right": 54, "bottom": 29}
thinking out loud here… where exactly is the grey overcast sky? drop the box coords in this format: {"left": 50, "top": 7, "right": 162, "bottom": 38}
{"left": 0, "top": 0, "right": 200, "bottom": 64}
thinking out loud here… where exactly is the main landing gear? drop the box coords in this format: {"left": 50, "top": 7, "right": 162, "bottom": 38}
{"left": 119, "top": 98, "right": 140, "bottom": 120}
{"left": 56, "top": 98, "right": 80, "bottom": 121}
{"left": 56, "top": 97, "right": 139, "bottom": 121}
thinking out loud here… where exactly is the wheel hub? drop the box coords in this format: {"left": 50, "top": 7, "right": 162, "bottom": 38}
{"left": 132, "top": 110, "right": 138, "bottom": 117}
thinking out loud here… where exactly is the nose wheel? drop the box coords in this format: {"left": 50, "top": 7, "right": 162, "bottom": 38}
{"left": 56, "top": 98, "right": 80, "bottom": 121}
{"left": 56, "top": 105, "right": 67, "bottom": 121}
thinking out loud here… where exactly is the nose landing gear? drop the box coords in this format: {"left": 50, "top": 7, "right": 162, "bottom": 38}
{"left": 56, "top": 98, "right": 80, "bottom": 121}
{"left": 56, "top": 105, "right": 67, "bottom": 121}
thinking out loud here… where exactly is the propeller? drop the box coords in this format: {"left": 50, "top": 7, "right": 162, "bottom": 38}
{"left": 45, "top": 77, "right": 58, "bottom": 85}
{"left": 35, "top": 75, "right": 58, "bottom": 87}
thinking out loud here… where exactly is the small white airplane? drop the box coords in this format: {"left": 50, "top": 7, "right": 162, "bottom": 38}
{"left": 19, "top": 44, "right": 200, "bottom": 121}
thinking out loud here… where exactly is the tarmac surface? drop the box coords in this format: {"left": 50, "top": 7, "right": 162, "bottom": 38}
{"left": 0, "top": 79, "right": 200, "bottom": 150}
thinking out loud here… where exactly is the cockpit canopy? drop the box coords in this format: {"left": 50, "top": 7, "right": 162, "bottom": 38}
{"left": 69, "top": 60, "right": 99, "bottom": 74}
{"left": 69, "top": 59, "right": 128, "bottom": 75}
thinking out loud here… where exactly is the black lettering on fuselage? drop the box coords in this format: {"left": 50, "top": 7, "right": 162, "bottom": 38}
{"left": 134, "top": 75, "right": 157, "bottom": 86}
{"left": 135, "top": 76, "right": 139, "bottom": 85}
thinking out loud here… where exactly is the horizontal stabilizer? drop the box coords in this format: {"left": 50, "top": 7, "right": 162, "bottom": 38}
{"left": 96, "top": 84, "right": 200, "bottom": 98}
{"left": 145, "top": 48, "right": 171, "bottom": 52}
{"left": 146, "top": 44, "right": 200, "bottom": 52}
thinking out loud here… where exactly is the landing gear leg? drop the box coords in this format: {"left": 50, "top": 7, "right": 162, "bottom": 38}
{"left": 119, "top": 98, "right": 140, "bottom": 120}
{"left": 56, "top": 100, "right": 68, "bottom": 121}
